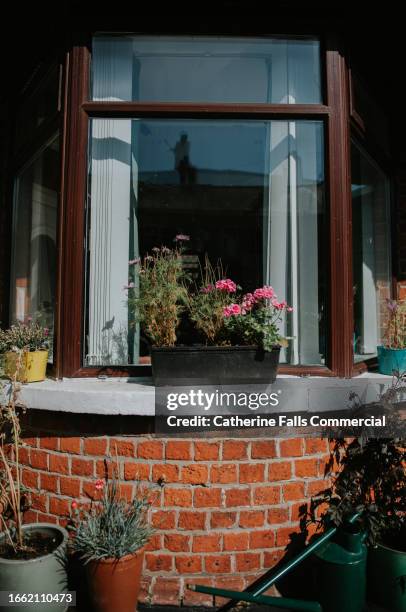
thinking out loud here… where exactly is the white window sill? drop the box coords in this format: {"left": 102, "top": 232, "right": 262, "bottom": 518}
{"left": 8, "top": 372, "right": 396, "bottom": 416}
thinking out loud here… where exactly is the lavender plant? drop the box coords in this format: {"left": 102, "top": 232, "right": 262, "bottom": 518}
{"left": 70, "top": 477, "right": 153, "bottom": 562}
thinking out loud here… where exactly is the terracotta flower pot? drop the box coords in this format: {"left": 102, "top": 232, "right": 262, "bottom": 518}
{"left": 85, "top": 549, "right": 144, "bottom": 612}
{"left": 5, "top": 350, "right": 48, "bottom": 383}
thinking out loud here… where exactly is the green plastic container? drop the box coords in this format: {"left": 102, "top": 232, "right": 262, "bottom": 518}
{"left": 0, "top": 523, "right": 68, "bottom": 612}
{"left": 368, "top": 542, "right": 406, "bottom": 612}
{"left": 313, "top": 525, "right": 367, "bottom": 612}
{"left": 377, "top": 345, "right": 406, "bottom": 376}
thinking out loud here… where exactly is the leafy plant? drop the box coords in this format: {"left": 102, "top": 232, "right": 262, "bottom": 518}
{"left": 316, "top": 437, "right": 406, "bottom": 548}
{"left": 0, "top": 319, "right": 50, "bottom": 354}
{"left": 127, "top": 239, "right": 189, "bottom": 347}
{"left": 70, "top": 474, "right": 153, "bottom": 562}
{"left": 222, "top": 287, "right": 292, "bottom": 351}
{"left": 383, "top": 299, "right": 406, "bottom": 349}
{"left": 310, "top": 374, "right": 406, "bottom": 549}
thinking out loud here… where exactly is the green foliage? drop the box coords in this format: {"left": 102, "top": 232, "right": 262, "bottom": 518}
{"left": 223, "top": 304, "right": 287, "bottom": 351}
{"left": 311, "top": 374, "right": 406, "bottom": 549}
{"left": 128, "top": 246, "right": 188, "bottom": 347}
{"left": 0, "top": 320, "right": 50, "bottom": 354}
{"left": 70, "top": 478, "right": 153, "bottom": 562}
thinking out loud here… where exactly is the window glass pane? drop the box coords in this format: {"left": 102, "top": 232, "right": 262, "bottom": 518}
{"left": 352, "top": 141, "right": 391, "bottom": 362}
{"left": 92, "top": 36, "right": 321, "bottom": 104}
{"left": 10, "top": 135, "right": 60, "bottom": 360}
{"left": 14, "top": 65, "right": 60, "bottom": 153}
{"left": 85, "top": 119, "right": 326, "bottom": 366}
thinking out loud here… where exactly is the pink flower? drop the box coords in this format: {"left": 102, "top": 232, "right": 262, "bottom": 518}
{"left": 201, "top": 284, "right": 214, "bottom": 293}
{"left": 71, "top": 501, "right": 78, "bottom": 510}
{"left": 174, "top": 234, "right": 190, "bottom": 242}
{"left": 271, "top": 299, "right": 285, "bottom": 310}
{"left": 128, "top": 258, "right": 140, "bottom": 265}
{"left": 223, "top": 303, "right": 241, "bottom": 317}
{"left": 242, "top": 293, "right": 256, "bottom": 311}
{"left": 95, "top": 479, "right": 104, "bottom": 491}
{"left": 44, "top": 328, "right": 49, "bottom": 336}
{"left": 215, "top": 279, "right": 237, "bottom": 293}
{"left": 254, "top": 285, "right": 275, "bottom": 300}
{"left": 270, "top": 299, "right": 293, "bottom": 311}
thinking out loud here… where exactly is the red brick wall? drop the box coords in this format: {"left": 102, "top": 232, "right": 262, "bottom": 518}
{"left": 17, "top": 414, "right": 331, "bottom": 607}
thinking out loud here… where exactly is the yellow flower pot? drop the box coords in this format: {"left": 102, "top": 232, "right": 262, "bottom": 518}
{"left": 5, "top": 350, "right": 48, "bottom": 383}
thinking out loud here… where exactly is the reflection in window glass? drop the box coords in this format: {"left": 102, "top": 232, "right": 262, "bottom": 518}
{"left": 10, "top": 135, "right": 60, "bottom": 360}
{"left": 85, "top": 119, "right": 326, "bottom": 366}
{"left": 352, "top": 142, "right": 391, "bottom": 362}
{"left": 14, "top": 65, "right": 60, "bottom": 153}
{"left": 92, "top": 36, "right": 321, "bottom": 104}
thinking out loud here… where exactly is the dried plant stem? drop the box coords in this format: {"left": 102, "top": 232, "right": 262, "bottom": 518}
{"left": 0, "top": 349, "right": 24, "bottom": 550}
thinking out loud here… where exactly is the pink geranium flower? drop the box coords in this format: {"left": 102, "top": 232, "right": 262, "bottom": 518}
{"left": 216, "top": 279, "right": 237, "bottom": 293}
{"left": 241, "top": 292, "right": 256, "bottom": 311}
{"left": 254, "top": 285, "right": 275, "bottom": 300}
{"left": 223, "top": 303, "right": 242, "bottom": 317}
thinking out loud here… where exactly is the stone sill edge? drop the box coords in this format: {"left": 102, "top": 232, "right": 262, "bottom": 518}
{"left": 7, "top": 372, "right": 394, "bottom": 417}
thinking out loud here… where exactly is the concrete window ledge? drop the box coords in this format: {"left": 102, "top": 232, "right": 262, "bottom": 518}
{"left": 4, "top": 372, "right": 395, "bottom": 416}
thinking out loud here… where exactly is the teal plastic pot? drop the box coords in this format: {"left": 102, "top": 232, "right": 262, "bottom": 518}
{"left": 377, "top": 345, "right": 406, "bottom": 375}
{"left": 368, "top": 542, "right": 406, "bottom": 612}
{"left": 0, "top": 523, "right": 68, "bottom": 612}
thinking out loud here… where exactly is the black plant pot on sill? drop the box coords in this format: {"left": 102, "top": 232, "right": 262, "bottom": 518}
{"left": 151, "top": 345, "right": 281, "bottom": 386}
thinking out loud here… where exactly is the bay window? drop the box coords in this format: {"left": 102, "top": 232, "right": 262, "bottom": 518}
{"left": 2, "top": 30, "right": 394, "bottom": 378}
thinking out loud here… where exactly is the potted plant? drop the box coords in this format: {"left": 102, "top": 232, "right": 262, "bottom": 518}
{"left": 128, "top": 241, "right": 291, "bottom": 384}
{"left": 69, "top": 472, "right": 153, "bottom": 612}
{"left": 0, "top": 372, "right": 68, "bottom": 612}
{"left": 313, "top": 430, "right": 406, "bottom": 612}
{"left": 0, "top": 319, "right": 50, "bottom": 383}
{"left": 377, "top": 298, "right": 406, "bottom": 375}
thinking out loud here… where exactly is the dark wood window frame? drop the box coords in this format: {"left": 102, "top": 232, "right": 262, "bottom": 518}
{"left": 55, "top": 32, "right": 359, "bottom": 379}
{"left": 6, "top": 31, "right": 392, "bottom": 380}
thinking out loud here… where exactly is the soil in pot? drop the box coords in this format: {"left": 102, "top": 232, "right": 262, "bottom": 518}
{"left": 0, "top": 531, "right": 61, "bottom": 560}
{"left": 85, "top": 549, "right": 144, "bottom": 612}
